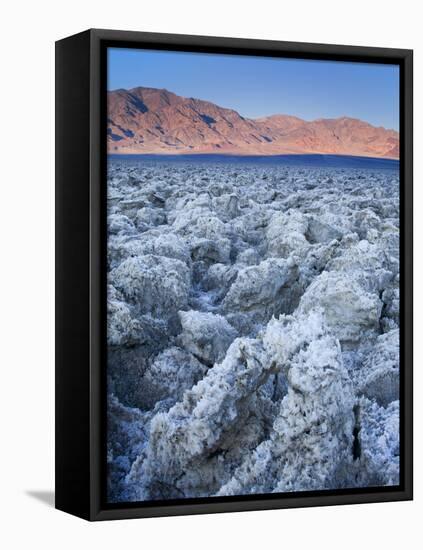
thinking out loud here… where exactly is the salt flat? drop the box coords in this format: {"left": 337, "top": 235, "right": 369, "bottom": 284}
{"left": 106, "top": 157, "right": 400, "bottom": 502}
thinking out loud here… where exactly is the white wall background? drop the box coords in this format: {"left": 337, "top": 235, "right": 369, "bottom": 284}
{"left": 0, "top": 0, "right": 420, "bottom": 547}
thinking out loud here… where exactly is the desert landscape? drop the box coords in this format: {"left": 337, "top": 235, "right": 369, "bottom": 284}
{"left": 107, "top": 87, "right": 399, "bottom": 158}
{"left": 106, "top": 156, "right": 400, "bottom": 502}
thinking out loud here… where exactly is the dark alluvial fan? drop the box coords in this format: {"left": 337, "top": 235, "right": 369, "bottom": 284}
{"left": 106, "top": 158, "right": 400, "bottom": 503}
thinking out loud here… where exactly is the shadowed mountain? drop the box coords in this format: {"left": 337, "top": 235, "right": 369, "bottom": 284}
{"left": 107, "top": 87, "right": 399, "bottom": 159}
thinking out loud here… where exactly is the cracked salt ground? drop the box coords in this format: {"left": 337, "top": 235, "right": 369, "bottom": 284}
{"left": 106, "top": 159, "right": 400, "bottom": 502}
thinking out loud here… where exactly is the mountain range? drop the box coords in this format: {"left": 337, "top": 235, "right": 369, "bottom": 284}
{"left": 107, "top": 87, "right": 399, "bottom": 159}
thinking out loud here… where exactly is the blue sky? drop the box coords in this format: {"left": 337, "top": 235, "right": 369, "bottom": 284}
{"left": 108, "top": 48, "right": 399, "bottom": 130}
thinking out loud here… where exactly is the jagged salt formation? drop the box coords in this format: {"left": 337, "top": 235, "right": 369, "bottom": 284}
{"left": 217, "top": 312, "right": 355, "bottom": 496}
{"left": 106, "top": 159, "right": 400, "bottom": 501}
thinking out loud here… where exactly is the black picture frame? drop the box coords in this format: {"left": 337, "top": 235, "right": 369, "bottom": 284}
{"left": 55, "top": 28, "right": 413, "bottom": 521}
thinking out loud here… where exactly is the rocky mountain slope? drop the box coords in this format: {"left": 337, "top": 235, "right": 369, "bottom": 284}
{"left": 108, "top": 87, "right": 399, "bottom": 158}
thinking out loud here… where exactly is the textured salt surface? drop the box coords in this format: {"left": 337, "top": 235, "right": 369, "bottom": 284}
{"left": 106, "top": 159, "right": 400, "bottom": 502}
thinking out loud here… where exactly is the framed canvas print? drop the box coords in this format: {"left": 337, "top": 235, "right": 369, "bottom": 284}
{"left": 55, "top": 29, "right": 413, "bottom": 521}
